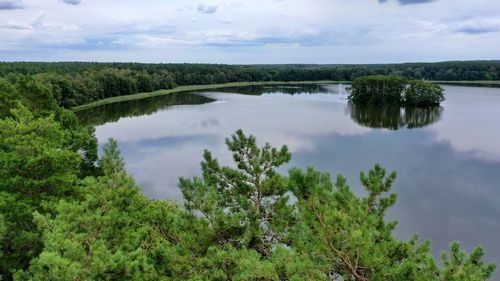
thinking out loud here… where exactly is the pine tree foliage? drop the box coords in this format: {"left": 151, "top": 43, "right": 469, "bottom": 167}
{"left": 18, "top": 140, "right": 196, "bottom": 281}
{"left": 99, "top": 138, "right": 126, "bottom": 176}
{"left": 0, "top": 105, "right": 81, "bottom": 278}
{"left": 180, "top": 129, "right": 292, "bottom": 256}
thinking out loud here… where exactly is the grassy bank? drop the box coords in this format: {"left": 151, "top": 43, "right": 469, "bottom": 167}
{"left": 71, "top": 80, "right": 345, "bottom": 111}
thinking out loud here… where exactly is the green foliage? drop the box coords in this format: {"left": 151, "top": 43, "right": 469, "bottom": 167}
{"left": 179, "top": 131, "right": 495, "bottom": 280}
{"left": 17, "top": 139, "right": 196, "bottom": 281}
{"left": 348, "top": 75, "right": 445, "bottom": 106}
{"left": 0, "top": 77, "right": 100, "bottom": 280}
{"left": 99, "top": 138, "right": 126, "bottom": 176}
{"left": 287, "top": 163, "right": 495, "bottom": 281}
{"left": 348, "top": 75, "right": 407, "bottom": 105}
{"left": 179, "top": 129, "right": 292, "bottom": 256}
{"left": 0, "top": 78, "right": 18, "bottom": 118}
{"left": 0, "top": 76, "right": 61, "bottom": 119}
{"left": 0, "top": 105, "right": 81, "bottom": 277}
{"left": 404, "top": 79, "right": 445, "bottom": 106}
{"left": 15, "top": 76, "right": 59, "bottom": 114}
{"left": 441, "top": 242, "right": 496, "bottom": 280}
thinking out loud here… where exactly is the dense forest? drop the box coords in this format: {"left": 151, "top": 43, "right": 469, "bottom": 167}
{"left": 0, "top": 61, "right": 499, "bottom": 108}
{"left": 0, "top": 71, "right": 497, "bottom": 280}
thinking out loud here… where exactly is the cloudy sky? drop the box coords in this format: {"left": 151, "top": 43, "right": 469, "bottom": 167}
{"left": 0, "top": 0, "right": 499, "bottom": 63}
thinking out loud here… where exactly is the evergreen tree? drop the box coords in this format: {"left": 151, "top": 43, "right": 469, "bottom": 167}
{"left": 179, "top": 129, "right": 292, "bottom": 256}
{"left": 19, "top": 139, "right": 203, "bottom": 280}
{"left": 0, "top": 105, "right": 81, "bottom": 278}
{"left": 180, "top": 131, "right": 495, "bottom": 281}
{"left": 99, "top": 138, "right": 126, "bottom": 176}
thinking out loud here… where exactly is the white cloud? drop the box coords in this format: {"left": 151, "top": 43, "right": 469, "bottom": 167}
{"left": 0, "top": 0, "right": 499, "bottom": 62}
{"left": 0, "top": 21, "right": 32, "bottom": 30}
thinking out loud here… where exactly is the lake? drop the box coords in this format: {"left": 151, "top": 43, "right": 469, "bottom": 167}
{"left": 77, "top": 84, "right": 500, "bottom": 270}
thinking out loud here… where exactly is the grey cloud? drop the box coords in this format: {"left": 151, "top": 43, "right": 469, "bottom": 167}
{"left": 62, "top": 0, "right": 81, "bottom": 5}
{"left": 398, "top": 0, "right": 436, "bottom": 4}
{"left": 455, "top": 19, "right": 500, "bottom": 35}
{"left": 197, "top": 4, "right": 217, "bottom": 14}
{"left": 0, "top": 22, "right": 31, "bottom": 30}
{"left": 458, "top": 26, "right": 498, "bottom": 35}
{"left": 379, "top": 0, "right": 436, "bottom": 5}
{"left": 0, "top": 12, "right": 44, "bottom": 31}
{"left": 0, "top": 0, "right": 23, "bottom": 10}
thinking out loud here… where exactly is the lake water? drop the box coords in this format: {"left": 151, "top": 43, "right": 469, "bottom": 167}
{"left": 77, "top": 84, "right": 500, "bottom": 272}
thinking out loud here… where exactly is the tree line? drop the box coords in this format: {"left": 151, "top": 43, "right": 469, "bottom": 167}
{"left": 0, "top": 76, "right": 496, "bottom": 280}
{"left": 0, "top": 60, "right": 498, "bottom": 108}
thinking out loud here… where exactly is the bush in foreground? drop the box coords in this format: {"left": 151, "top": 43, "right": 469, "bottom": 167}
{"left": 15, "top": 130, "right": 495, "bottom": 281}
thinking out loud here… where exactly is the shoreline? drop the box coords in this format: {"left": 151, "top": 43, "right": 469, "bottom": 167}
{"left": 72, "top": 80, "right": 500, "bottom": 111}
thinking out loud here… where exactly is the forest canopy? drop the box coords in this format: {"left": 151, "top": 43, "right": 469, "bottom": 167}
{"left": 0, "top": 60, "right": 498, "bottom": 108}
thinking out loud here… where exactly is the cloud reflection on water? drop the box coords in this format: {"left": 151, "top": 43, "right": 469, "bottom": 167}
{"left": 86, "top": 84, "right": 500, "bottom": 270}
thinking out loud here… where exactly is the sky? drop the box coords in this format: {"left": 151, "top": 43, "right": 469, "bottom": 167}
{"left": 0, "top": 0, "right": 499, "bottom": 63}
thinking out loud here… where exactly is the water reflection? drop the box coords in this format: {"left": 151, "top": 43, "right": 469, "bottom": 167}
{"left": 77, "top": 84, "right": 500, "bottom": 277}
{"left": 76, "top": 92, "right": 214, "bottom": 126}
{"left": 211, "top": 83, "right": 338, "bottom": 96}
{"left": 348, "top": 104, "right": 443, "bottom": 130}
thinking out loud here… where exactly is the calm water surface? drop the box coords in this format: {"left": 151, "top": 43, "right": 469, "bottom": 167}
{"left": 77, "top": 84, "right": 500, "bottom": 272}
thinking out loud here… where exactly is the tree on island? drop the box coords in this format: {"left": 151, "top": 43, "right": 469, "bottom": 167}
{"left": 348, "top": 75, "right": 445, "bottom": 107}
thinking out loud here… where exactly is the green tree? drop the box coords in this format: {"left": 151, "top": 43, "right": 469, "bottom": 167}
{"left": 404, "top": 79, "right": 445, "bottom": 106}
{"left": 181, "top": 130, "right": 495, "bottom": 281}
{"left": 286, "top": 164, "right": 495, "bottom": 280}
{"left": 0, "top": 78, "right": 19, "bottom": 118}
{"left": 0, "top": 105, "right": 81, "bottom": 278}
{"left": 0, "top": 213, "right": 6, "bottom": 280}
{"left": 179, "top": 129, "right": 292, "bottom": 257}
{"left": 15, "top": 76, "right": 58, "bottom": 114}
{"left": 18, "top": 139, "right": 200, "bottom": 281}
{"left": 179, "top": 130, "right": 326, "bottom": 280}
{"left": 348, "top": 75, "right": 407, "bottom": 105}
{"left": 99, "top": 138, "right": 126, "bottom": 176}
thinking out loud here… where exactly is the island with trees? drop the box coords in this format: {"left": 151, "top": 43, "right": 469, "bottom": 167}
{"left": 347, "top": 75, "right": 445, "bottom": 107}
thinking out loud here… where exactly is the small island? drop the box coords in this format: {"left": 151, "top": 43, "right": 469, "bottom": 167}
{"left": 348, "top": 75, "right": 445, "bottom": 107}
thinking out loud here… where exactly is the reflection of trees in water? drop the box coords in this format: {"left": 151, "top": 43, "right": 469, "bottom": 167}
{"left": 210, "top": 84, "right": 333, "bottom": 96}
{"left": 76, "top": 84, "right": 337, "bottom": 127}
{"left": 76, "top": 92, "right": 214, "bottom": 126}
{"left": 347, "top": 104, "right": 443, "bottom": 130}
